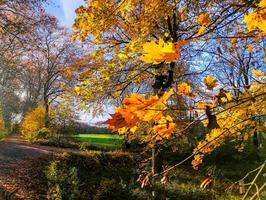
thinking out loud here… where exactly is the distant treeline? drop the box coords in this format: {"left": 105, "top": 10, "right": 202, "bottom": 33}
{"left": 75, "top": 122, "right": 112, "bottom": 134}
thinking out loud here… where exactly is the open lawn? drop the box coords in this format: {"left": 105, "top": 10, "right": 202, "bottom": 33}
{"left": 76, "top": 134, "right": 124, "bottom": 148}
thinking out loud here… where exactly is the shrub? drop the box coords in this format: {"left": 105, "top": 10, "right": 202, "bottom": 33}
{"left": 0, "top": 113, "right": 7, "bottom": 140}
{"left": 0, "top": 114, "right": 6, "bottom": 133}
{"left": 20, "top": 105, "right": 49, "bottom": 143}
{"left": 93, "top": 179, "right": 130, "bottom": 200}
{"left": 45, "top": 159, "right": 82, "bottom": 200}
{"left": 20, "top": 104, "right": 80, "bottom": 144}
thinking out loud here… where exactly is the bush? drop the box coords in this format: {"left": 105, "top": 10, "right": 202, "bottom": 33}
{"left": 43, "top": 152, "right": 137, "bottom": 200}
{"left": 45, "top": 136, "right": 78, "bottom": 149}
{"left": 20, "top": 105, "right": 77, "bottom": 144}
{"left": 0, "top": 113, "right": 7, "bottom": 141}
{"left": 46, "top": 160, "right": 80, "bottom": 200}
{"left": 20, "top": 105, "right": 49, "bottom": 143}
{"left": 93, "top": 179, "right": 130, "bottom": 200}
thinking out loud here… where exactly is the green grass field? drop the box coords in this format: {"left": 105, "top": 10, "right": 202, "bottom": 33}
{"left": 76, "top": 134, "right": 124, "bottom": 148}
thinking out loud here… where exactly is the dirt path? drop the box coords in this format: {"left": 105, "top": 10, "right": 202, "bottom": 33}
{"left": 0, "top": 135, "right": 80, "bottom": 199}
{"left": 0, "top": 135, "right": 49, "bottom": 170}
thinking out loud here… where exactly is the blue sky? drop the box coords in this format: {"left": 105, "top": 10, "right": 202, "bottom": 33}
{"left": 46, "top": 0, "right": 85, "bottom": 28}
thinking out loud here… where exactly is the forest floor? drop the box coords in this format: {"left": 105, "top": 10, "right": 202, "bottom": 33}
{"left": 0, "top": 135, "right": 81, "bottom": 199}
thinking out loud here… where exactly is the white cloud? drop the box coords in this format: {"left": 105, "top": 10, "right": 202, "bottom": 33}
{"left": 59, "top": 0, "right": 85, "bottom": 27}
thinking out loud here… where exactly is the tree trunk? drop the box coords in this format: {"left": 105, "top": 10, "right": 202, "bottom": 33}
{"left": 44, "top": 99, "right": 50, "bottom": 128}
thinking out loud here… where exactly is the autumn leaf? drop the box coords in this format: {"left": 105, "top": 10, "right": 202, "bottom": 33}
{"left": 258, "top": 0, "right": 266, "bottom": 8}
{"left": 243, "top": 1, "right": 266, "bottom": 32}
{"left": 251, "top": 69, "right": 265, "bottom": 78}
{"left": 125, "top": 89, "right": 173, "bottom": 122}
{"left": 74, "top": 86, "right": 81, "bottom": 95}
{"left": 177, "top": 82, "right": 191, "bottom": 96}
{"left": 196, "top": 102, "right": 214, "bottom": 110}
{"left": 247, "top": 45, "right": 253, "bottom": 53}
{"left": 104, "top": 112, "right": 130, "bottom": 131}
{"left": 230, "top": 38, "right": 237, "bottom": 45}
{"left": 105, "top": 89, "right": 174, "bottom": 138}
{"left": 141, "top": 39, "right": 175, "bottom": 64}
{"left": 196, "top": 13, "right": 211, "bottom": 35}
{"left": 141, "top": 39, "right": 189, "bottom": 64}
{"left": 62, "top": 68, "right": 73, "bottom": 79}
{"left": 152, "top": 115, "right": 176, "bottom": 140}
{"left": 204, "top": 75, "right": 218, "bottom": 90}
{"left": 197, "top": 13, "right": 211, "bottom": 25}
{"left": 192, "top": 128, "right": 224, "bottom": 169}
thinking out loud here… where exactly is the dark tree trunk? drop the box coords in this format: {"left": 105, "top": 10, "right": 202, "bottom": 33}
{"left": 44, "top": 98, "right": 50, "bottom": 128}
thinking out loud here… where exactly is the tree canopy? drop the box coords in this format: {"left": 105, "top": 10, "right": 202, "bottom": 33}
{"left": 69, "top": 0, "right": 266, "bottom": 170}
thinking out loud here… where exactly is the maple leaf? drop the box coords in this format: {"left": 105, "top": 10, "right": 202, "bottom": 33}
{"left": 152, "top": 115, "right": 176, "bottom": 140}
{"left": 196, "top": 102, "right": 214, "bottom": 110}
{"left": 141, "top": 39, "right": 189, "bottom": 64}
{"left": 105, "top": 90, "right": 174, "bottom": 136}
{"left": 177, "top": 82, "right": 191, "bottom": 96}
{"left": 258, "top": 0, "right": 266, "bottom": 8}
{"left": 196, "top": 13, "right": 211, "bottom": 35}
{"left": 243, "top": 6, "right": 266, "bottom": 32}
{"left": 251, "top": 69, "right": 265, "bottom": 78}
{"left": 122, "top": 89, "right": 174, "bottom": 122}
{"left": 204, "top": 75, "right": 218, "bottom": 90}
{"left": 104, "top": 112, "right": 128, "bottom": 131}
{"left": 121, "top": 94, "right": 160, "bottom": 122}
{"left": 141, "top": 39, "right": 172, "bottom": 64}
{"left": 197, "top": 13, "right": 211, "bottom": 26}
{"left": 247, "top": 45, "right": 253, "bottom": 53}
{"left": 104, "top": 110, "right": 140, "bottom": 134}
{"left": 74, "top": 86, "right": 81, "bottom": 95}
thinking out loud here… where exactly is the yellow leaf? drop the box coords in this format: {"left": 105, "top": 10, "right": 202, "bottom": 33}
{"left": 196, "top": 102, "right": 213, "bottom": 110}
{"left": 141, "top": 39, "right": 171, "bottom": 64}
{"left": 141, "top": 39, "right": 189, "bottom": 64}
{"left": 196, "top": 13, "right": 211, "bottom": 35}
{"left": 247, "top": 45, "right": 253, "bottom": 53}
{"left": 152, "top": 115, "right": 176, "bottom": 140}
{"left": 221, "top": 97, "right": 227, "bottom": 103}
{"left": 118, "top": 53, "right": 128, "bottom": 59}
{"left": 204, "top": 75, "right": 218, "bottom": 90}
{"left": 197, "top": 26, "right": 206, "bottom": 35}
{"left": 258, "top": 0, "right": 266, "bottom": 8}
{"left": 230, "top": 38, "right": 237, "bottom": 45}
{"left": 74, "top": 86, "right": 80, "bottom": 95}
{"left": 225, "top": 92, "right": 232, "bottom": 101}
{"left": 130, "top": 126, "right": 138, "bottom": 133}
{"left": 164, "top": 32, "right": 169, "bottom": 37}
{"left": 118, "top": 127, "right": 128, "bottom": 134}
{"left": 177, "top": 82, "right": 191, "bottom": 96}
{"left": 197, "top": 13, "right": 211, "bottom": 26}
{"left": 243, "top": 9, "right": 266, "bottom": 32}
{"left": 251, "top": 69, "right": 265, "bottom": 77}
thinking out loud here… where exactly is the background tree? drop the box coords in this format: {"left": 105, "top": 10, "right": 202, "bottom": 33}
{"left": 18, "top": 16, "right": 80, "bottom": 126}
{"left": 0, "top": 0, "right": 47, "bottom": 130}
